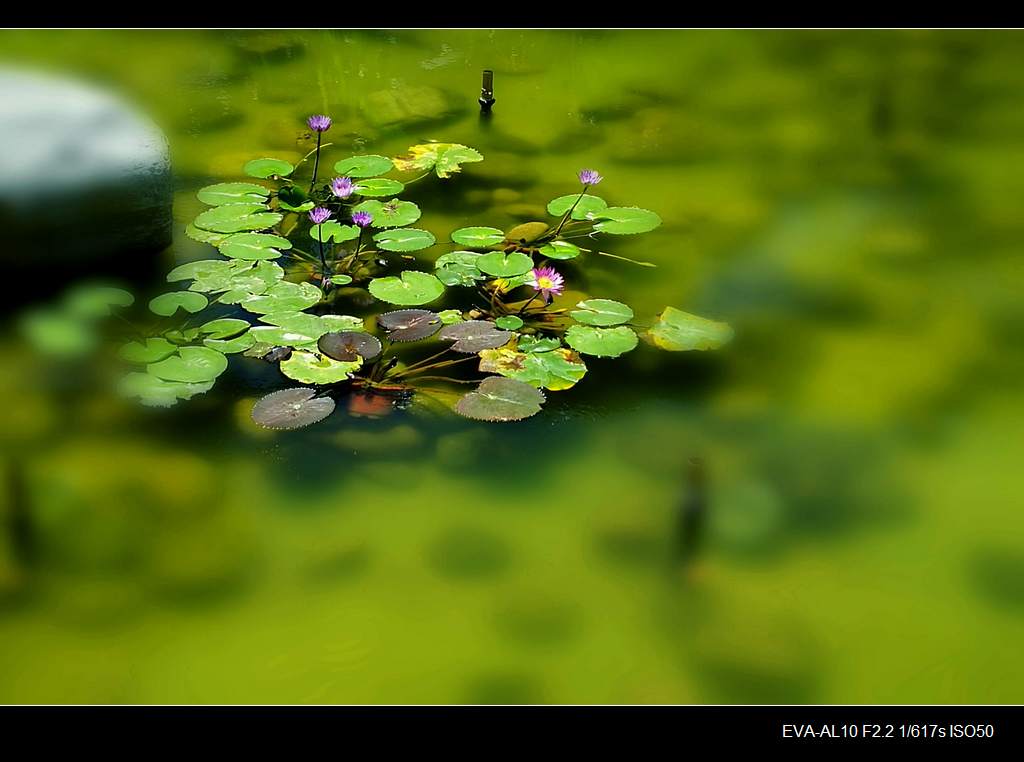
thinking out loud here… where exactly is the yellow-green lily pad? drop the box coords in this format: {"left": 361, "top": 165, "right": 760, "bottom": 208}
{"left": 279, "top": 350, "right": 361, "bottom": 384}
{"left": 647, "top": 306, "right": 733, "bottom": 351}
{"left": 565, "top": 325, "right": 638, "bottom": 358}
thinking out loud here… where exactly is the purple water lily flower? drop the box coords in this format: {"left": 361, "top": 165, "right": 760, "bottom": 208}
{"left": 308, "top": 206, "right": 332, "bottom": 225}
{"left": 529, "top": 266, "right": 565, "bottom": 303}
{"left": 331, "top": 176, "right": 355, "bottom": 199}
{"left": 307, "top": 114, "right": 332, "bottom": 133}
{"left": 352, "top": 211, "right": 373, "bottom": 228}
{"left": 578, "top": 169, "right": 603, "bottom": 186}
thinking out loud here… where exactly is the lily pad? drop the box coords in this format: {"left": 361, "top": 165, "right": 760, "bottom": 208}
{"left": 167, "top": 259, "right": 236, "bottom": 283}
{"left": 119, "top": 373, "right": 213, "bottom": 408}
{"left": 368, "top": 271, "right": 445, "bottom": 305}
{"left": 353, "top": 199, "right": 420, "bottom": 228}
{"left": 251, "top": 387, "right": 336, "bottom": 430}
{"left": 436, "top": 263, "right": 482, "bottom": 287}
{"left": 185, "top": 223, "right": 228, "bottom": 245}
{"left": 538, "top": 240, "right": 581, "bottom": 260}
{"left": 479, "top": 345, "right": 587, "bottom": 391}
{"left": 279, "top": 199, "right": 315, "bottom": 213}
{"left": 64, "top": 285, "right": 135, "bottom": 318}
{"left": 194, "top": 204, "right": 282, "bottom": 233}
{"left": 258, "top": 346, "right": 293, "bottom": 362}
{"left": 494, "top": 315, "right": 524, "bottom": 330}
{"left": 248, "top": 325, "right": 319, "bottom": 349}
{"left": 203, "top": 261, "right": 284, "bottom": 299}
{"left": 647, "top": 306, "right": 734, "bottom": 351}
{"left": 318, "top": 331, "right": 383, "bottom": 362}
{"left": 354, "top": 178, "right": 405, "bottom": 197}
{"left": 330, "top": 275, "right": 353, "bottom": 285}
{"left": 517, "top": 335, "right": 562, "bottom": 353}
{"left": 377, "top": 309, "right": 443, "bottom": 342}
{"left": 451, "top": 226, "right": 505, "bottom": 248}
{"left": 516, "top": 347, "right": 587, "bottom": 391}
{"left": 250, "top": 260, "right": 286, "bottom": 284}
{"left": 204, "top": 332, "right": 256, "bottom": 354}
{"left": 118, "top": 337, "right": 177, "bottom": 364}
{"left": 373, "top": 228, "right": 436, "bottom": 252}
{"left": 505, "top": 222, "right": 550, "bottom": 245}
{"left": 258, "top": 311, "right": 363, "bottom": 342}
{"left": 244, "top": 157, "right": 295, "bottom": 178}
{"left": 20, "top": 310, "right": 95, "bottom": 357}
{"left": 239, "top": 281, "right": 322, "bottom": 314}
{"left": 149, "top": 291, "right": 209, "bottom": 317}
{"left": 218, "top": 232, "right": 292, "bottom": 260}
{"left": 492, "top": 273, "right": 535, "bottom": 292}
{"left": 276, "top": 184, "right": 310, "bottom": 211}
{"left": 147, "top": 346, "right": 229, "bottom": 383}
{"left": 438, "top": 320, "right": 512, "bottom": 353}
{"left": 279, "top": 350, "right": 360, "bottom": 384}
{"left": 455, "top": 377, "right": 544, "bottom": 422}
{"left": 435, "top": 250, "right": 484, "bottom": 286}
{"left": 437, "top": 310, "right": 464, "bottom": 325}
{"left": 319, "top": 316, "right": 365, "bottom": 334}
{"left": 433, "top": 145, "right": 484, "bottom": 178}
{"left": 565, "top": 325, "right": 638, "bottom": 357}
{"left": 546, "top": 193, "right": 607, "bottom": 220}
{"left": 570, "top": 298, "right": 634, "bottom": 326}
{"left": 333, "top": 154, "right": 395, "bottom": 178}
{"left": 309, "top": 221, "right": 359, "bottom": 244}
{"left": 186, "top": 265, "right": 259, "bottom": 294}
{"left": 164, "top": 328, "right": 201, "bottom": 344}
{"left": 436, "top": 251, "right": 482, "bottom": 269}
{"left": 199, "top": 318, "right": 250, "bottom": 339}
{"left": 394, "top": 143, "right": 483, "bottom": 178}
{"left": 476, "top": 251, "right": 533, "bottom": 278}
{"left": 197, "top": 182, "right": 269, "bottom": 206}
{"left": 592, "top": 207, "right": 662, "bottom": 235}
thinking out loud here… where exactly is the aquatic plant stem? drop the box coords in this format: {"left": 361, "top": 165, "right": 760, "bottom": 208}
{"left": 553, "top": 184, "right": 590, "bottom": 237}
{"left": 394, "top": 356, "right": 477, "bottom": 379}
{"left": 395, "top": 346, "right": 454, "bottom": 375}
{"left": 309, "top": 132, "right": 323, "bottom": 193}
{"left": 408, "top": 376, "right": 478, "bottom": 385}
{"left": 317, "top": 226, "right": 329, "bottom": 288}
{"left": 517, "top": 292, "right": 541, "bottom": 316}
{"left": 288, "top": 246, "right": 320, "bottom": 263}
{"left": 591, "top": 250, "right": 657, "bottom": 267}
{"left": 298, "top": 141, "right": 333, "bottom": 166}
{"left": 474, "top": 284, "right": 492, "bottom": 304}
{"left": 571, "top": 244, "right": 656, "bottom": 267}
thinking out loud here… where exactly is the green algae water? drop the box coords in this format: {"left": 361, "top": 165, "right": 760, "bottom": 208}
{"left": 1, "top": 29, "right": 1024, "bottom": 703}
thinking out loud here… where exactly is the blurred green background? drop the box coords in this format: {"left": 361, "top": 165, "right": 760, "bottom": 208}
{"left": 1, "top": 29, "right": 1023, "bottom": 703}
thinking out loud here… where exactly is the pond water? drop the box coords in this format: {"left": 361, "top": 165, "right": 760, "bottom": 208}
{"left": 1, "top": 29, "right": 1023, "bottom": 703}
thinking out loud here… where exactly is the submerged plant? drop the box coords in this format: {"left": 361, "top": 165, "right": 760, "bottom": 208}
{"left": 26, "top": 113, "right": 733, "bottom": 426}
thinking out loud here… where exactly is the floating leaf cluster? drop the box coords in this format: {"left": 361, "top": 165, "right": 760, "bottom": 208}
{"left": 22, "top": 118, "right": 733, "bottom": 426}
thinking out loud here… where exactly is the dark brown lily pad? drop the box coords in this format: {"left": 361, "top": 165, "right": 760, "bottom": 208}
{"left": 251, "top": 387, "right": 336, "bottom": 430}
{"left": 261, "top": 345, "right": 293, "bottom": 363}
{"left": 455, "top": 377, "right": 545, "bottom": 422}
{"left": 376, "top": 309, "right": 443, "bottom": 342}
{"left": 318, "top": 331, "right": 383, "bottom": 362}
{"left": 438, "top": 320, "right": 512, "bottom": 353}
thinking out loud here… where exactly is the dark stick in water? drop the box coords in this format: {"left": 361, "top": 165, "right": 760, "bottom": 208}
{"left": 676, "top": 456, "right": 707, "bottom": 564}
{"left": 3, "top": 457, "right": 34, "bottom": 566}
{"left": 479, "top": 69, "right": 495, "bottom": 114}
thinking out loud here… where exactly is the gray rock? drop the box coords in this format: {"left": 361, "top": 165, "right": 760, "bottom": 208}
{"left": 0, "top": 68, "right": 172, "bottom": 269}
